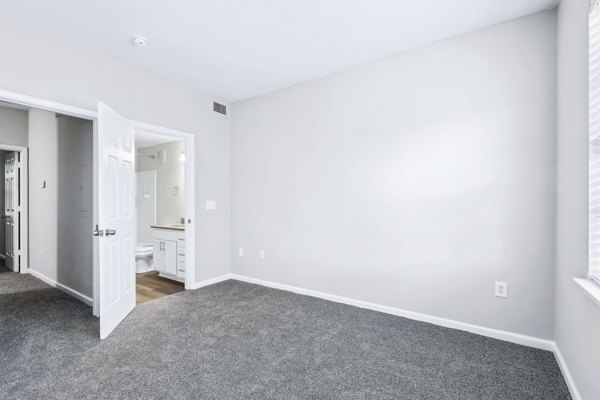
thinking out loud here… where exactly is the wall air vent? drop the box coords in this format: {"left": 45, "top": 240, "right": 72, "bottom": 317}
{"left": 213, "top": 102, "right": 227, "bottom": 115}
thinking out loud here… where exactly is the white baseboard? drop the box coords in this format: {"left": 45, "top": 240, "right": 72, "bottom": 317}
{"left": 29, "top": 269, "right": 93, "bottom": 306}
{"left": 553, "top": 344, "right": 582, "bottom": 400}
{"left": 229, "top": 274, "right": 554, "bottom": 351}
{"left": 188, "top": 273, "right": 232, "bottom": 290}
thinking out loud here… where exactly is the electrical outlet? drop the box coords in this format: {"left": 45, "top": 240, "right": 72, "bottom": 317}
{"left": 205, "top": 200, "right": 217, "bottom": 210}
{"left": 495, "top": 281, "right": 508, "bottom": 298}
{"left": 258, "top": 250, "right": 265, "bottom": 260}
{"left": 239, "top": 247, "right": 244, "bottom": 257}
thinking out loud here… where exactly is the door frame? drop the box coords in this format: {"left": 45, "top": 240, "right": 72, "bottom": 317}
{"left": 0, "top": 143, "right": 28, "bottom": 275}
{"left": 0, "top": 89, "right": 197, "bottom": 320}
{"left": 132, "top": 122, "right": 196, "bottom": 290}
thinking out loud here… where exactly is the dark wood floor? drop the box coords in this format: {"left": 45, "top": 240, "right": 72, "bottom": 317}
{"left": 136, "top": 271, "right": 184, "bottom": 304}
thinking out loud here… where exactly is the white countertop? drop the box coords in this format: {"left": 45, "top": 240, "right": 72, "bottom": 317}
{"left": 151, "top": 224, "right": 185, "bottom": 231}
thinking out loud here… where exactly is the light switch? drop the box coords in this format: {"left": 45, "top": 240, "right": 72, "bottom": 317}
{"left": 205, "top": 200, "right": 216, "bottom": 210}
{"left": 40, "top": 180, "right": 46, "bottom": 189}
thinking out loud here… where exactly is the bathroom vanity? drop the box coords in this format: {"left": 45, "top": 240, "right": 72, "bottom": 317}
{"left": 151, "top": 225, "right": 185, "bottom": 282}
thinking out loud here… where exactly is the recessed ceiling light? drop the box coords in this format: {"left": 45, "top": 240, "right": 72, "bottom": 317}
{"left": 131, "top": 35, "right": 149, "bottom": 47}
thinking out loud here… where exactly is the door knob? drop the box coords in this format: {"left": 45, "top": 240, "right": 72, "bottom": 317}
{"left": 92, "top": 225, "right": 104, "bottom": 237}
{"left": 105, "top": 229, "right": 117, "bottom": 236}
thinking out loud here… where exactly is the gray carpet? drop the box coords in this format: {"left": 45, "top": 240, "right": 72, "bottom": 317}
{"left": 1, "top": 268, "right": 570, "bottom": 399}
{"left": 0, "top": 266, "right": 99, "bottom": 398}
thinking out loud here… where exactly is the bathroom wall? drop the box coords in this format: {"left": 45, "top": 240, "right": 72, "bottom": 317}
{"left": 136, "top": 140, "right": 185, "bottom": 227}
{"left": 136, "top": 170, "right": 156, "bottom": 244}
{"left": 29, "top": 108, "right": 94, "bottom": 300}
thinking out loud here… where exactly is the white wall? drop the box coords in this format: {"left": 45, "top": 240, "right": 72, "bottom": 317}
{"left": 555, "top": 0, "right": 600, "bottom": 399}
{"left": 231, "top": 11, "right": 557, "bottom": 339}
{"left": 0, "top": 17, "right": 231, "bottom": 282}
{"left": 0, "top": 106, "right": 28, "bottom": 147}
{"left": 29, "top": 109, "right": 58, "bottom": 284}
{"left": 29, "top": 109, "right": 93, "bottom": 298}
{"left": 137, "top": 140, "right": 185, "bottom": 227}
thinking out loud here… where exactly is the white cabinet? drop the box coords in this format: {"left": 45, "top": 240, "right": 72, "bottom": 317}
{"left": 152, "top": 228, "right": 186, "bottom": 282}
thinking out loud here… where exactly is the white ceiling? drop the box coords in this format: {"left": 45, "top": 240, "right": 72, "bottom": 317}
{"left": 1, "top": 0, "right": 558, "bottom": 102}
{"left": 135, "top": 130, "right": 179, "bottom": 150}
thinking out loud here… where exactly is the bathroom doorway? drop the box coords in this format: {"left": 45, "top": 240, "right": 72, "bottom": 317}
{"left": 134, "top": 130, "right": 187, "bottom": 304}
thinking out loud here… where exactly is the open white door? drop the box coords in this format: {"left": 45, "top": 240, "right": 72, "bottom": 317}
{"left": 97, "top": 103, "right": 135, "bottom": 339}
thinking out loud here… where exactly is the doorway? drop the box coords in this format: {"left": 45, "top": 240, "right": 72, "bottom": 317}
{"left": 3, "top": 151, "right": 17, "bottom": 271}
{"left": 0, "top": 92, "right": 196, "bottom": 339}
{"left": 0, "top": 146, "right": 27, "bottom": 274}
{"left": 0, "top": 99, "right": 94, "bottom": 312}
{"left": 134, "top": 130, "right": 187, "bottom": 304}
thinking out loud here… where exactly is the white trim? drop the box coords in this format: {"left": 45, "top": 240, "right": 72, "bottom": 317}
{"left": 29, "top": 268, "right": 93, "bottom": 306}
{"left": 183, "top": 133, "right": 195, "bottom": 289}
{"left": 230, "top": 274, "right": 554, "bottom": 351}
{"left": 187, "top": 273, "right": 232, "bottom": 290}
{"left": 0, "top": 144, "right": 28, "bottom": 152}
{"left": 574, "top": 277, "right": 600, "bottom": 307}
{"left": 553, "top": 344, "right": 583, "bottom": 400}
{"left": 130, "top": 120, "right": 196, "bottom": 290}
{"left": 133, "top": 121, "right": 192, "bottom": 140}
{"left": 18, "top": 147, "right": 28, "bottom": 275}
{"left": 0, "top": 89, "right": 97, "bottom": 120}
{"left": 92, "top": 120, "right": 99, "bottom": 317}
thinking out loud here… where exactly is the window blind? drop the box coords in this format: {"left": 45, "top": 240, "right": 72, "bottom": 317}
{"left": 590, "top": 6, "right": 600, "bottom": 283}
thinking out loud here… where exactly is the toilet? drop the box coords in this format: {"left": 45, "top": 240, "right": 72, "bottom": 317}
{"left": 135, "top": 242, "right": 154, "bottom": 273}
